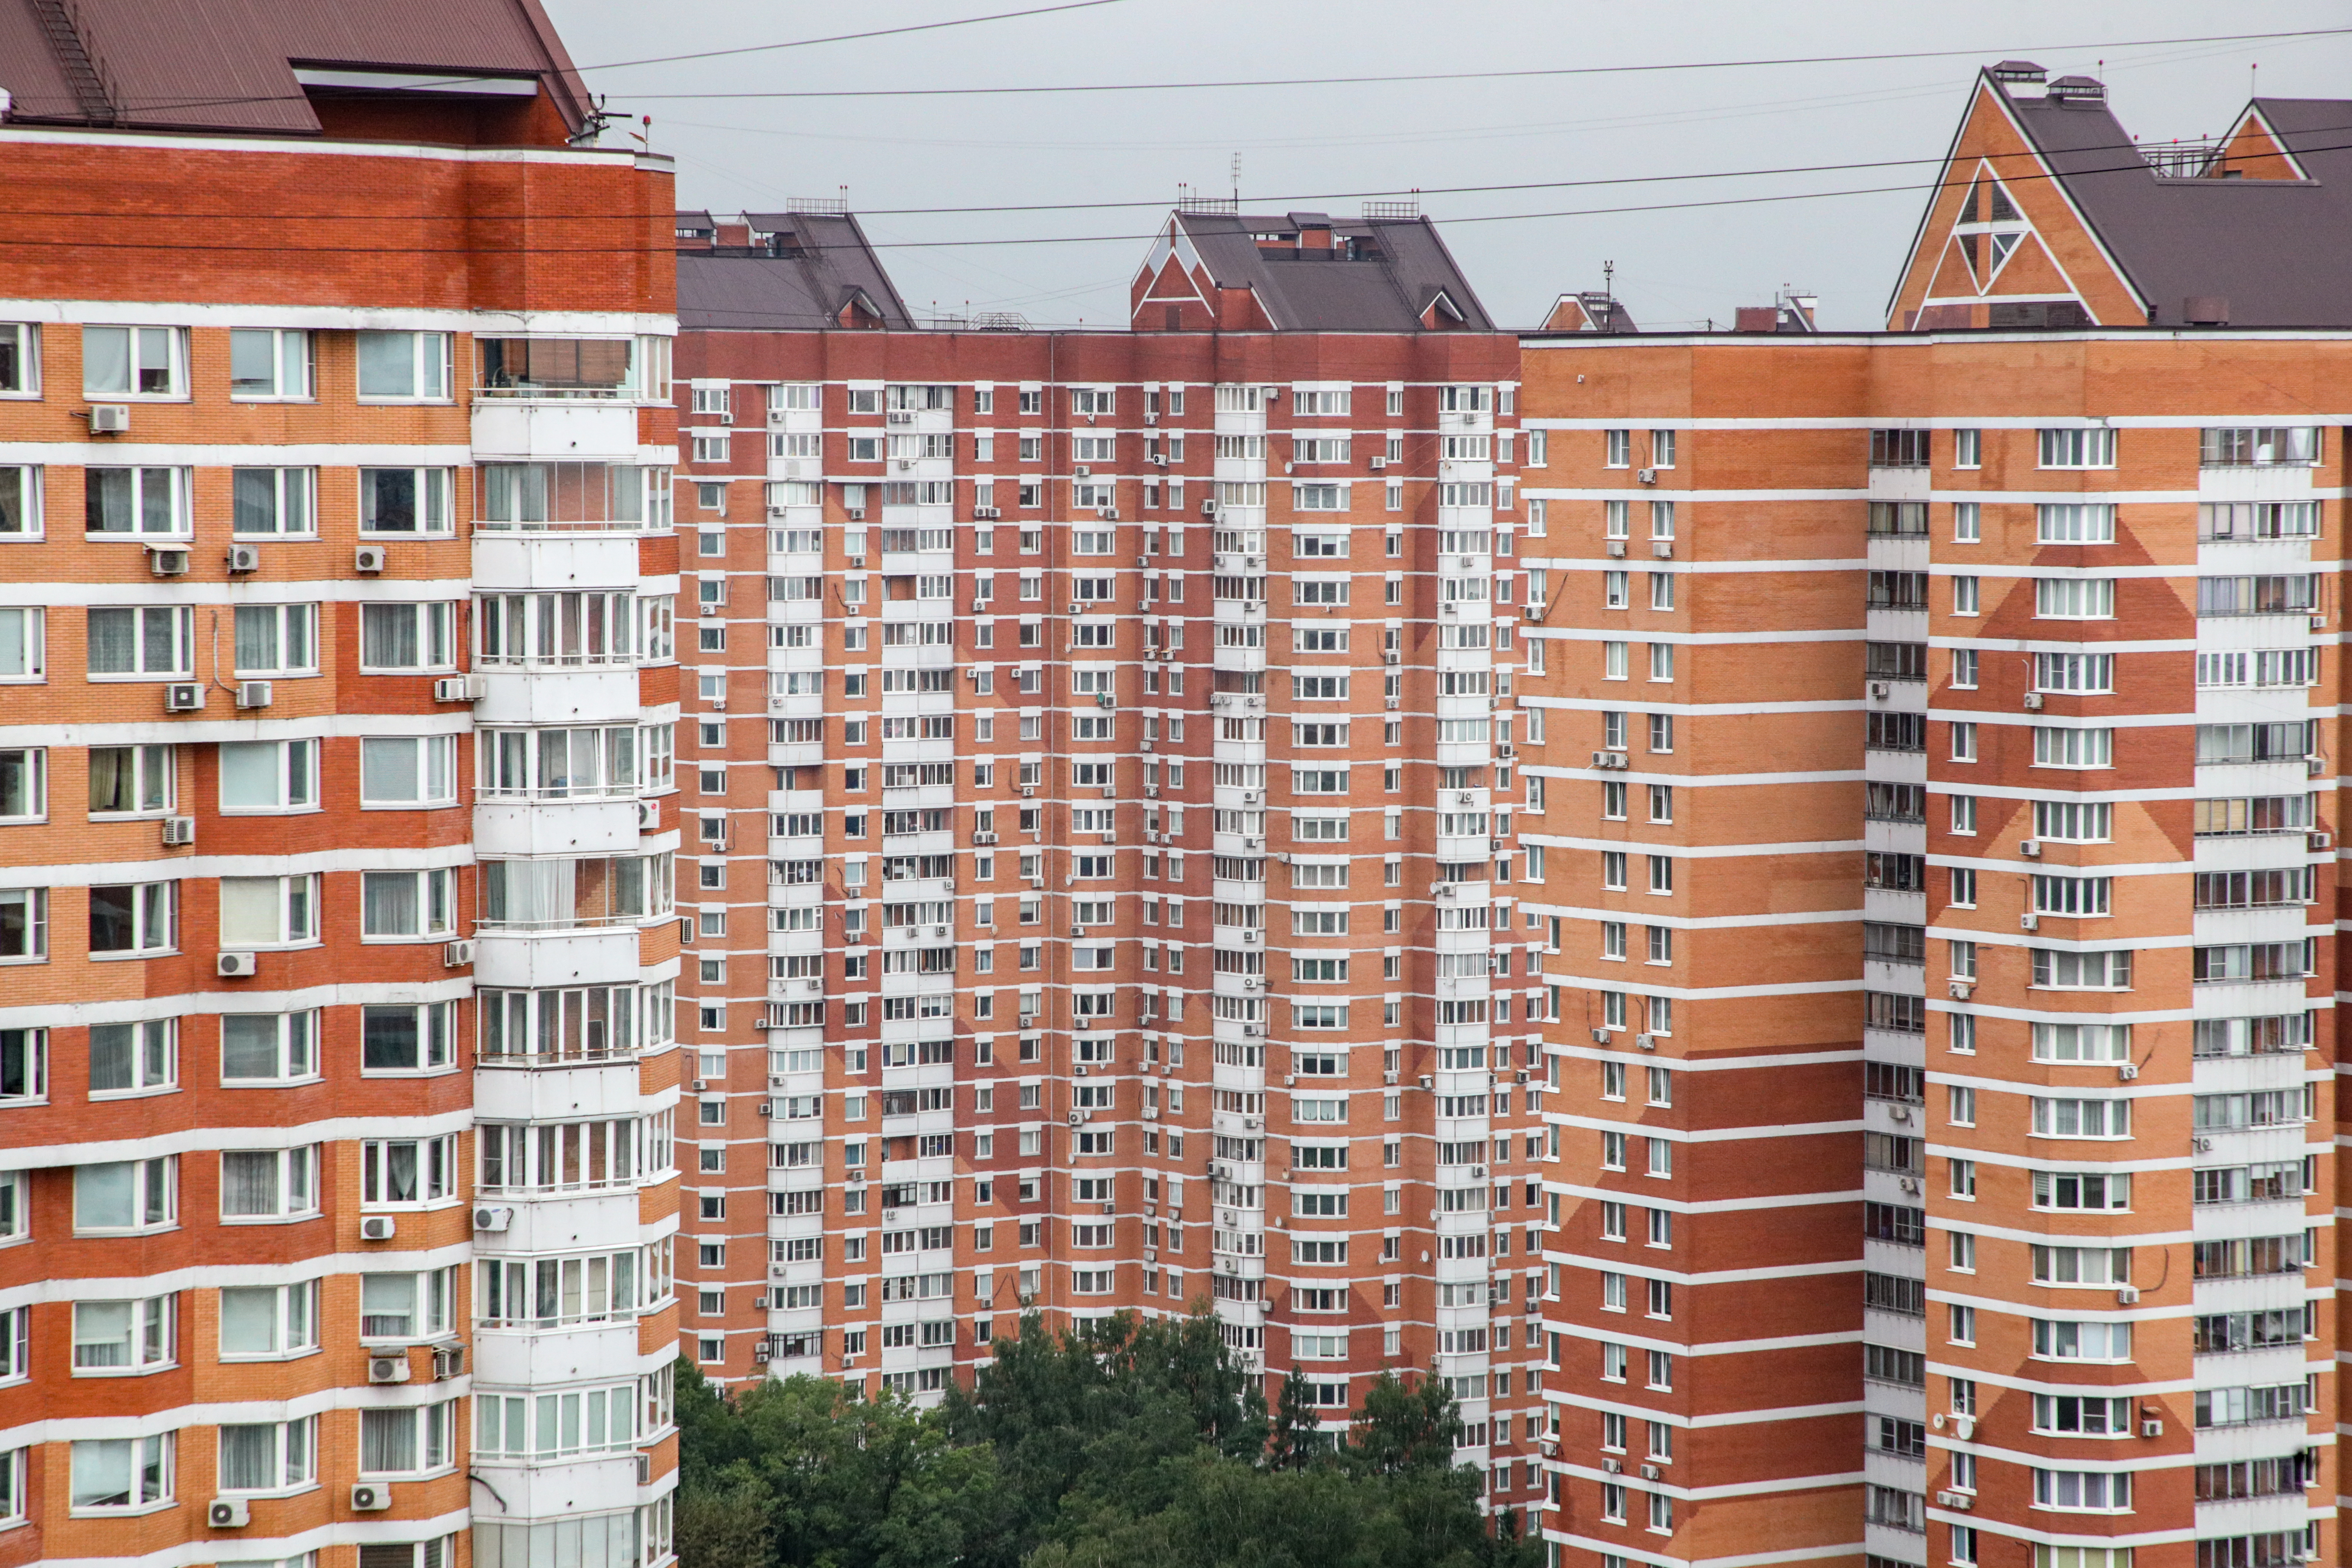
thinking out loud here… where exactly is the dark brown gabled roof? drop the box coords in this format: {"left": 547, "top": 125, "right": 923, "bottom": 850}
{"left": 1995, "top": 79, "right": 2352, "bottom": 327}
{"left": 676, "top": 211, "right": 916, "bottom": 332}
{"left": 1167, "top": 210, "right": 1495, "bottom": 332}
{"left": 0, "top": 0, "right": 593, "bottom": 135}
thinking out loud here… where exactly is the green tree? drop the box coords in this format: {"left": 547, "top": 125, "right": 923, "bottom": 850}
{"left": 1344, "top": 1370, "right": 1461, "bottom": 1477}
{"left": 1265, "top": 1367, "right": 1325, "bottom": 1470}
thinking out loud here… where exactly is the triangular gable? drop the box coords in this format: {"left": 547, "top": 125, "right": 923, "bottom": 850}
{"left": 1418, "top": 288, "right": 1466, "bottom": 329}
{"left": 1885, "top": 74, "right": 2144, "bottom": 328}
{"left": 835, "top": 287, "right": 884, "bottom": 328}
{"left": 2214, "top": 104, "right": 2306, "bottom": 180}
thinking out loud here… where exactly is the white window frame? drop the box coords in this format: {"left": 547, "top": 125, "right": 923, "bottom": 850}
{"left": 0, "top": 322, "right": 40, "bottom": 398}
{"left": 360, "top": 1001, "right": 459, "bottom": 1074}
{"left": 70, "top": 1294, "right": 176, "bottom": 1373}
{"left": 68, "top": 1433, "right": 173, "bottom": 1514}
{"left": 215, "top": 1415, "right": 318, "bottom": 1494}
{"left": 355, "top": 331, "right": 453, "bottom": 402}
{"left": 83, "top": 466, "right": 190, "bottom": 538}
{"left": 360, "top": 736, "right": 459, "bottom": 807}
{"left": 231, "top": 604, "right": 319, "bottom": 677}
{"left": 81, "top": 325, "right": 186, "bottom": 400}
{"left": 218, "top": 873, "right": 319, "bottom": 948}
{"left": 361, "top": 868, "right": 456, "bottom": 940}
{"left": 358, "top": 1268, "right": 457, "bottom": 1342}
{"left": 357, "top": 468, "right": 454, "bottom": 535}
{"left": 217, "top": 1280, "right": 321, "bottom": 1360}
{"left": 359, "top": 602, "right": 457, "bottom": 670}
{"left": 358, "top": 1402, "right": 457, "bottom": 1477}
{"left": 87, "top": 1017, "right": 176, "bottom": 1096}
{"left": 87, "top": 742, "right": 171, "bottom": 814}
{"left": 220, "top": 1011, "right": 319, "bottom": 1084}
{"left": 228, "top": 328, "right": 315, "bottom": 401}
{"left": 88, "top": 879, "right": 176, "bottom": 956}
{"left": 0, "top": 1029, "right": 44, "bottom": 1107}
{"left": 220, "top": 1146, "right": 319, "bottom": 1222}
{"left": 0, "top": 888, "right": 44, "bottom": 962}
{"left": 361, "top": 1134, "right": 461, "bottom": 1208}
{"left": 0, "top": 745, "right": 44, "bottom": 822}
{"left": 0, "top": 465, "right": 43, "bottom": 540}
{"left": 85, "top": 606, "right": 193, "bottom": 678}
{"left": 231, "top": 466, "right": 317, "bottom": 536}
{"left": 0, "top": 606, "right": 41, "bottom": 678}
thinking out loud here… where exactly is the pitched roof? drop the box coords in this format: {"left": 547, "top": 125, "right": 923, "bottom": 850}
{"left": 676, "top": 211, "right": 915, "bottom": 331}
{"left": 0, "top": 0, "right": 592, "bottom": 135}
{"left": 1161, "top": 210, "right": 1494, "bottom": 331}
{"left": 1920, "top": 71, "right": 2352, "bottom": 328}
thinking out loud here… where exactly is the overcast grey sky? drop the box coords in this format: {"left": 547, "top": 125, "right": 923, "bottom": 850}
{"left": 542, "top": 0, "right": 2352, "bottom": 331}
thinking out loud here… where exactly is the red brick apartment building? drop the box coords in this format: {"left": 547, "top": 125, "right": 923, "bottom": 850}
{"left": 0, "top": 7, "right": 681, "bottom": 1568}
{"left": 669, "top": 202, "right": 1555, "bottom": 1503}
{"left": 1518, "top": 63, "right": 2348, "bottom": 1568}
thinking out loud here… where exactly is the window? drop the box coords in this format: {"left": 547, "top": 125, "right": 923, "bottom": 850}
{"left": 0, "top": 888, "right": 44, "bottom": 961}
{"left": 1869, "top": 429, "right": 1930, "bottom": 468}
{"left": 0, "top": 1029, "right": 43, "bottom": 1104}
{"left": 217, "top": 1417, "right": 317, "bottom": 1492}
{"left": 1605, "top": 430, "right": 1630, "bottom": 467}
{"left": 72, "top": 1295, "right": 175, "bottom": 1371}
{"left": 2038, "top": 428, "right": 2116, "bottom": 469}
{"left": 229, "top": 329, "right": 312, "bottom": 399}
{"left": 231, "top": 604, "right": 318, "bottom": 677}
{"left": 0, "top": 606, "right": 41, "bottom": 676}
{"left": 361, "top": 737, "right": 458, "bottom": 806}
{"left": 82, "top": 325, "right": 183, "bottom": 398}
{"left": 84, "top": 467, "right": 187, "bottom": 536}
{"left": 2034, "top": 727, "right": 2112, "bottom": 769}
{"left": 221, "top": 1011, "right": 318, "bottom": 1082}
{"left": 89, "top": 1019, "right": 174, "bottom": 1093}
{"left": 219, "top": 875, "right": 317, "bottom": 947}
{"left": 361, "top": 870, "right": 455, "bottom": 940}
{"left": 0, "top": 322, "right": 37, "bottom": 395}
{"left": 2202, "top": 427, "right": 2319, "bottom": 467}
{"left": 361, "top": 1002, "right": 457, "bottom": 1072}
{"left": 361, "top": 1136, "right": 459, "bottom": 1207}
{"left": 220, "top": 1148, "right": 318, "bottom": 1221}
{"left": 2037, "top": 504, "right": 2114, "bottom": 544}
{"left": 356, "top": 332, "right": 452, "bottom": 400}
{"left": 358, "top": 469, "right": 454, "bottom": 534}
{"left": 2034, "top": 578, "right": 2114, "bottom": 619}
{"left": 360, "top": 602, "right": 456, "bottom": 668}
{"left": 218, "top": 1281, "right": 319, "bottom": 1358}
{"left": 88, "top": 744, "right": 170, "bottom": 814}
{"left": 359, "top": 1269, "right": 456, "bottom": 1340}
{"left": 231, "top": 466, "right": 315, "bottom": 536}
{"left": 89, "top": 880, "right": 175, "bottom": 954}
{"left": 1953, "top": 429, "right": 1981, "bottom": 467}
{"left": 70, "top": 1433, "right": 172, "bottom": 1511}
{"left": 361, "top": 1404, "right": 458, "bottom": 1476}
{"left": 0, "top": 746, "right": 43, "bottom": 822}
{"left": 2032, "top": 1098, "right": 2131, "bottom": 1139}
{"left": 219, "top": 741, "right": 319, "bottom": 811}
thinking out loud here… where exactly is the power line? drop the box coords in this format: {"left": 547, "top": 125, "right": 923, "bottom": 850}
{"left": 569, "top": 0, "right": 1128, "bottom": 76}
{"left": 0, "top": 137, "right": 2341, "bottom": 254}
{"left": 0, "top": 119, "right": 2329, "bottom": 224}
{"left": 595, "top": 24, "right": 2352, "bottom": 98}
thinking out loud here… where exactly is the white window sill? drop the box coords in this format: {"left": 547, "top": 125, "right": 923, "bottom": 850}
{"left": 88, "top": 949, "right": 178, "bottom": 962}
{"left": 69, "top": 1501, "right": 176, "bottom": 1519}
{"left": 87, "top": 1085, "right": 178, "bottom": 1102}
{"left": 220, "top": 1076, "right": 324, "bottom": 1090}
{"left": 220, "top": 1211, "right": 322, "bottom": 1227}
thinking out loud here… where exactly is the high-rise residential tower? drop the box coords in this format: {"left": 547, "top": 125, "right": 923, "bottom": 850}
{"left": 0, "top": 8, "right": 681, "bottom": 1568}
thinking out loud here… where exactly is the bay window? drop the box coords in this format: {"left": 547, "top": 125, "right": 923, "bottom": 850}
{"left": 219, "top": 739, "right": 319, "bottom": 811}
{"left": 220, "top": 1147, "right": 318, "bottom": 1220}
{"left": 361, "top": 1001, "right": 457, "bottom": 1072}
{"left": 358, "top": 1268, "right": 456, "bottom": 1341}
{"left": 217, "top": 1281, "right": 319, "bottom": 1359}
{"left": 360, "top": 868, "right": 455, "bottom": 939}
{"left": 220, "top": 1011, "right": 318, "bottom": 1082}
{"left": 69, "top": 1433, "right": 172, "bottom": 1511}
{"left": 217, "top": 874, "right": 317, "bottom": 947}
{"left": 71, "top": 1295, "right": 175, "bottom": 1371}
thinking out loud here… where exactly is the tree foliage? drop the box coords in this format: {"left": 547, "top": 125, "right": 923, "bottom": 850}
{"left": 672, "top": 1311, "right": 1539, "bottom": 1568}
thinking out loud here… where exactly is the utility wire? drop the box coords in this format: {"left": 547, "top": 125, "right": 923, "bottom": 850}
{"left": 0, "top": 122, "right": 2334, "bottom": 224}
{"left": 598, "top": 25, "right": 2352, "bottom": 98}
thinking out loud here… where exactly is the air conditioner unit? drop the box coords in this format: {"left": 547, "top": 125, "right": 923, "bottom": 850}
{"left": 148, "top": 546, "right": 190, "bottom": 576}
{"left": 1242, "top": 790, "right": 1261, "bottom": 805}
{"left": 2310, "top": 831, "right": 2331, "bottom": 851}
{"left": 432, "top": 1344, "right": 466, "bottom": 1380}
{"left": 636, "top": 1452, "right": 655, "bottom": 1484}
{"left": 352, "top": 1482, "right": 393, "bottom": 1510}
{"left": 365, "top": 1355, "right": 409, "bottom": 1386}
{"left": 1651, "top": 542, "right": 1672, "bottom": 560}
{"left": 1889, "top": 1106, "right": 1911, "bottom": 1124}
{"left": 1201, "top": 499, "right": 1218, "bottom": 516}
{"left": 208, "top": 1498, "right": 252, "bottom": 1529}
{"left": 1069, "top": 602, "right": 1083, "bottom": 615}
{"left": 886, "top": 411, "right": 913, "bottom": 425}
{"left": 1369, "top": 455, "right": 1387, "bottom": 469}
{"left": 1635, "top": 1034, "right": 1656, "bottom": 1051}
{"left": 217, "top": 951, "right": 258, "bottom": 977}
{"left": 1522, "top": 604, "right": 1541, "bottom": 619}
{"left": 2309, "top": 753, "right": 2327, "bottom": 776}
{"left": 1639, "top": 1464, "right": 1660, "bottom": 1481}
{"left": 1601, "top": 1458, "right": 1622, "bottom": 1474}
{"left": 359, "top": 1215, "right": 397, "bottom": 1241}
{"left": 443, "top": 940, "right": 475, "bottom": 968}
{"left": 2115, "top": 1284, "right": 2139, "bottom": 1304}
{"left": 1606, "top": 539, "right": 1627, "bottom": 557}
{"left": 1947, "top": 980, "right": 1972, "bottom": 1000}
{"left": 2022, "top": 692, "right": 2045, "bottom": 710}
{"left": 1635, "top": 468, "right": 1657, "bottom": 485}
{"left": 1418, "top": 1074, "right": 1433, "bottom": 1090}
{"left": 165, "top": 682, "right": 203, "bottom": 712}
{"left": 1074, "top": 466, "right": 1090, "bottom": 478}
{"left": 2193, "top": 1136, "right": 2214, "bottom": 1153}
{"left": 1899, "top": 1176, "right": 1921, "bottom": 1194}
{"left": 227, "top": 543, "right": 261, "bottom": 574}
{"left": 162, "top": 816, "right": 196, "bottom": 846}
{"left": 1866, "top": 680, "right": 1889, "bottom": 699}
{"left": 975, "top": 830, "right": 998, "bottom": 845}
{"left": 1382, "top": 651, "right": 1400, "bottom": 665}
{"left": 2019, "top": 913, "right": 2039, "bottom": 931}
{"left": 2140, "top": 1419, "right": 2162, "bottom": 1438}
{"left": 1590, "top": 1028, "right": 1608, "bottom": 1043}
{"left": 89, "top": 402, "right": 130, "bottom": 433}
{"left": 433, "top": 676, "right": 481, "bottom": 702}
{"left": 1242, "top": 931, "right": 1259, "bottom": 943}
{"left": 1935, "top": 1492, "right": 1972, "bottom": 1512}
{"left": 846, "top": 508, "right": 865, "bottom": 522}
{"left": 2019, "top": 840, "right": 2040, "bottom": 858}
{"left": 1100, "top": 508, "right": 1118, "bottom": 521}
{"left": 638, "top": 800, "right": 659, "bottom": 830}
{"left": 355, "top": 545, "right": 387, "bottom": 573}
{"left": 1022, "top": 784, "right": 1035, "bottom": 797}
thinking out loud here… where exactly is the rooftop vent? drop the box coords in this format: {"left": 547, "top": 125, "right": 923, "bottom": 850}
{"left": 2046, "top": 75, "right": 2107, "bottom": 106}
{"left": 2182, "top": 295, "right": 2230, "bottom": 325}
{"left": 1988, "top": 60, "right": 2048, "bottom": 84}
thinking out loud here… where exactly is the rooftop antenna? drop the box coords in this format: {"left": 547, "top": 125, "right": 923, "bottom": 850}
{"left": 1231, "top": 152, "right": 1241, "bottom": 206}
{"left": 2251, "top": 61, "right": 2258, "bottom": 100}
{"left": 1601, "top": 259, "right": 1614, "bottom": 330}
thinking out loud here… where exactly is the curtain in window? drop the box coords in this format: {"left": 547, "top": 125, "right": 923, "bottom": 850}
{"left": 484, "top": 860, "right": 571, "bottom": 928}
{"left": 221, "top": 1151, "right": 278, "bottom": 1216}
{"left": 359, "top": 1408, "right": 415, "bottom": 1474}
{"left": 218, "top": 878, "right": 282, "bottom": 945}
{"left": 86, "top": 609, "right": 134, "bottom": 674}
{"left": 363, "top": 873, "right": 418, "bottom": 937}
{"left": 217, "top": 1424, "right": 276, "bottom": 1489}
{"left": 361, "top": 604, "right": 418, "bottom": 666}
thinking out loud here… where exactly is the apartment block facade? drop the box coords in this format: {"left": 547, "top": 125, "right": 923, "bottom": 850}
{"left": 0, "top": 9, "right": 681, "bottom": 1568}
{"left": 670, "top": 204, "right": 1568, "bottom": 1512}
{"left": 1519, "top": 65, "right": 2347, "bottom": 1568}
